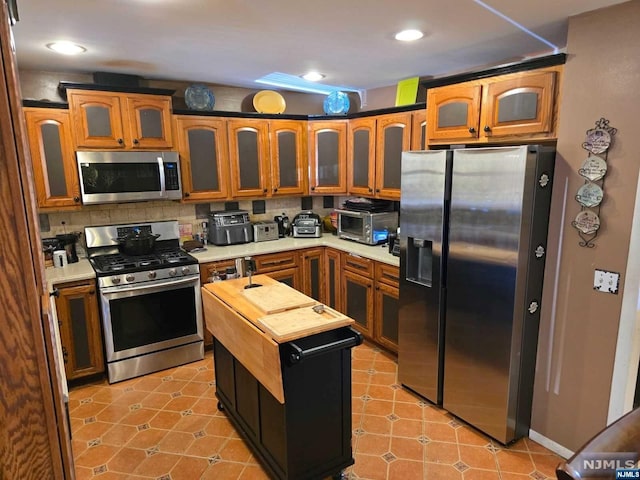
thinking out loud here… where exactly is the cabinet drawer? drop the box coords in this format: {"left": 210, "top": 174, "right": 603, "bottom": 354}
{"left": 201, "top": 259, "right": 237, "bottom": 284}
{"left": 255, "top": 251, "right": 299, "bottom": 273}
{"left": 342, "top": 253, "right": 373, "bottom": 277}
{"left": 375, "top": 263, "right": 399, "bottom": 288}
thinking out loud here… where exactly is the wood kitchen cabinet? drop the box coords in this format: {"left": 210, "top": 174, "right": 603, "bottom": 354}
{"left": 227, "top": 118, "right": 270, "bottom": 197}
{"left": 268, "top": 119, "right": 308, "bottom": 196}
{"left": 347, "top": 112, "right": 411, "bottom": 200}
{"left": 200, "top": 258, "right": 238, "bottom": 347}
{"left": 426, "top": 68, "right": 560, "bottom": 145}
{"left": 174, "top": 115, "right": 230, "bottom": 202}
{"left": 325, "top": 248, "right": 342, "bottom": 312}
{"left": 23, "top": 107, "right": 81, "bottom": 209}
{"left": 342, "top": 253, "right": 374, "bottom": 338}
{"left": 300, "top": 248, "right": 324, "bottom": 302}
{"left": 54, "top": 280, "right": 104, "bottom": 380}
{"left": 67, "top": 89, "right": 173, "bottom": 150}
{"left": 228, "top": 118, "right": 307, "bottom": 198}
{"left": 411, "top": 109, "right": 427, "bottom": 151}
{"left": 254, "top": 251, "right": 300, "bottom": 290}
{"left": 374, "top": 263, "right": 399, "bottom": 353}
{"left": 308, "top": 120, "right": 347, "bottom": 195}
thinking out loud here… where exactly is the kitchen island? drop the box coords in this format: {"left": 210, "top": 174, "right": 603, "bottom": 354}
{"left": 202, "top": 275, "right": 362, "bottom": 480}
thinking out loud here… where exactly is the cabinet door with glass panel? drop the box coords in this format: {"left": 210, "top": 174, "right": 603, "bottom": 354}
{"left": 268, "top": 119, "right": 307, "bottom": 196}
{"left": 24, "top": 107, "right": 81, "bottom": 209}
{"left": 67, "top": 89, "right": 173, "bottom": 149}
{"left": 227, "top": 118, "right": 270, "bottom": 197}
{"left": 375, "top": 112, "right": 412, "bottom": 200}
{"left": 174, "top": 115, "right": 230, "bottom": 202}
{"left": 308, "top": 120, "right": 347, "bottom": 195}
{"left": 427, "top": 84, "right": 482, "bottom": 143}
{"left": 347, "top": 117, "right": 376, "bottom": 197}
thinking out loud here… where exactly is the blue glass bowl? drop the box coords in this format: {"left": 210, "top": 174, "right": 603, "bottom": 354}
{"left": 323, "top": 91, "right": 350, "bottom": 115}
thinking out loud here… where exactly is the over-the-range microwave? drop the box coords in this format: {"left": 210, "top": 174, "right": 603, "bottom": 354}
{"left": 76, "top": 151, "right": 182, "bottom": 205}
{"left": 336, "top": 209, "right": 398, "bottom": 245}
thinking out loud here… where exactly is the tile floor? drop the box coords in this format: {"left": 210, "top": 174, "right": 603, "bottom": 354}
{"left": 69, "top": 342, "right": 564, "bottom": 480}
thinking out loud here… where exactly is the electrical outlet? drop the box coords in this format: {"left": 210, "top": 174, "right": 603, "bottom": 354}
{"left": 594, "top": 269, "right": 620, "bottom": 294}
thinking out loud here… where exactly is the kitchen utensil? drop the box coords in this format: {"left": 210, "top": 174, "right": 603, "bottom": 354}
{"left": 243, "top": 257, "right": 261, "bottom": 289}
{"left": 113, "top": 230, "right": 161, "bottom": 255}
{"left": 241, "top": 282, "right": 316, "bottom": 314}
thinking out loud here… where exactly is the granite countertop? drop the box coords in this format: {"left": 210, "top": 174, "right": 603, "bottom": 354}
{"left": 45, "top": 235, "right": 399, "bottom": 287}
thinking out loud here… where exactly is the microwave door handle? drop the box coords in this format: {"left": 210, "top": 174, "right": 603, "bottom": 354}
{"left": 158, "top": 156, "right": 166, "bottom": 198}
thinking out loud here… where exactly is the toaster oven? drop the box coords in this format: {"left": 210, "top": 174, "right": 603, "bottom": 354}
{"left": 336, "top": 209, "right": 398, "bottom": 245}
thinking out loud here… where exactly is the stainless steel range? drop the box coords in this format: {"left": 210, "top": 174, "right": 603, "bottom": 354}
{"left": 85, "top": 220, "right": 203, "bottom": 383}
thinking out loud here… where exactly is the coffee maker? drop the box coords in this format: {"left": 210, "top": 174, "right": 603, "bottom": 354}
{"left": 273, "top": 213, "right": 290, "bottom": 238}
{"left": 55, "top": 233, "right": 80, "bottom": 263}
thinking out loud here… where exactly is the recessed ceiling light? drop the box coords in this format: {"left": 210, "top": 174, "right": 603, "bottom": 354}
{"left": 46, "top": 41, "right": 86, "bottom": 55}
{"left": 395, "top": 29, "right": 424, "bottom": 42}
{"left": 301, "top": 72, "right": 325, "bottom": 82}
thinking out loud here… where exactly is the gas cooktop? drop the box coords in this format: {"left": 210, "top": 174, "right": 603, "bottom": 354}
{"left": 90, "top": 247, "right": 197, "bottom": 275}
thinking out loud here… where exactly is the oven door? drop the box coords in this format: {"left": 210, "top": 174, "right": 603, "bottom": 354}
{"left": 99, "top": 275, "right": 203, "bottom": 362}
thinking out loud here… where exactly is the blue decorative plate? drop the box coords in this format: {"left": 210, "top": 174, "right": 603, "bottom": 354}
{"left": 185, "top": 84, "right": 215, "bottom": 111}
{"left": 323, "top": 91, "right": 350, "bottom": 115}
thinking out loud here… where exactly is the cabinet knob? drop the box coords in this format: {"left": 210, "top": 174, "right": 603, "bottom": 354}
{"left": 117, "top": 138, "right": 124, "bottom": 145}
{"left": 133, "top": 138, "right": 139, "bottom": 145}
{"left": 184, "top": 192, "right": 190, "bottom": 197}
{"left": 263, "top": 189, "right": 268, "bottom": 193}
{"left": 368, "top": 188, "right": 373, "bottom": 193}
{"left": 483, "top": 125, "right": 491, "bottom": 133}
{"left": 73, "top": 196, "right": 80, "bottom": 203}
{"left": 273, "top": 188, "right": 278, "bottom": 193}
{"left": 311, "top": 186, "right": 316, "bottom": 191}
{"left": 468, "top": 127, "right": 476, "bottom": 134}
{"left": 88, "top": 290, "right": 95, "bottom": 295}
{"left": 49, "top": 289, "right": 59, "bottom": 298}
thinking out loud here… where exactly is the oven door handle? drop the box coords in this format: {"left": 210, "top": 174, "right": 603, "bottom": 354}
{"left": 101, "top": 276, "right": 198, "bottom": 295}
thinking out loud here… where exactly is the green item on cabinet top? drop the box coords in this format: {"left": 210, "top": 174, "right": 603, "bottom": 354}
{"left": 395, "top": 77, "right": 419, "bottom": 106}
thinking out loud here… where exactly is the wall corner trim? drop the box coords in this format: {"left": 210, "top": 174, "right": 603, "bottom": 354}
{"left": 529, "top": 430, "right": 574, "bottom": 459}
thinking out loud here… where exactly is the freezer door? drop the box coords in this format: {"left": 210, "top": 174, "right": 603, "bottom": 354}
{"left": 398, "top": 150, "right": 450, "bottom": 404}
{"left": 443, "top": 145, "right": 531, "bottom": 443}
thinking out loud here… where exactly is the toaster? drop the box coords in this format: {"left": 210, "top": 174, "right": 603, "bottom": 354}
{"left": 292, "top": 211, "right": 322, "bottom": 238}
{"left": 208, "top": 210, "right": 254, "bottom": 245}
{"left": 253, "top": 221, "right": 279, "bottom": 242}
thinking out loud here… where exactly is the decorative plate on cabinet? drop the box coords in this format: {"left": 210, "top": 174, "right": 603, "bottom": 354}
{"left": 576, "top": 182, "right": 603, "bottom": 207}
{"left": 323, "top": 91, "right": 350, "bottom": 115}
{"left": 253, "top": 90, "right": 286, "bottom": 114}
{"left": 185, "top": 84, "right": 215, "bottom": 111}
{"left": 579, "top": 155, "right": 607, "bottom": 181}
{"left": 573, "top": 210, "right": 600, "bottom": 235}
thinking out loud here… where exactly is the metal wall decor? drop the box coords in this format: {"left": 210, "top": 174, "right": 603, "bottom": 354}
{"left": 572, "top": 118, "right": 617, "bottom": 247}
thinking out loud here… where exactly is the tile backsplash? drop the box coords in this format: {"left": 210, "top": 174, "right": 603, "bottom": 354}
{"left": 40, "top": 196, "right": 346, "bottom": 256}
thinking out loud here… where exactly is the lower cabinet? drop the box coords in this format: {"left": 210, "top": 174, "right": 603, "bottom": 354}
{"left": 374, "top": 263, "right": 400, "bottom": 353}
{"left": 300, "top": 248, "right": 324, "bottom": 302}
{"left": 324, "top": 248, "right": 342, "bottom": 311}
{"left": 200, "top": 259, "right": 237, "bottom": 347}
{"left": 54, "top": 279, "right": 104, "bottom": 380}
{"left": 254, "top": 251, "right": 300, "bottom": 290}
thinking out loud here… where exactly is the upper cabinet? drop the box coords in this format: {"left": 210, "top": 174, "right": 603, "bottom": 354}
{"left": 411, "top": 109, "right": 427, "bottom": 151}
{"left": 347, "top": 112, "right": 411, "bottom": 200}
{"left": 173, "top": 115, "right": 230, "bottom": 202}
{"left": 268, "top": 119, "right": 308, "bottom": 197}
{"left": 308, "top": 120, "right": 347, "bottom": 195}
{"left": 426, "top": 67, "right": 561, "bottom": 145}
{"left": 24, "top": 107, "right": 81, "bottom": 209}
{"left": 67, "top": 89, "right": 173, "bottom": 150}
{"left": 227, "top": 118, "right": 307, "bottom": 198}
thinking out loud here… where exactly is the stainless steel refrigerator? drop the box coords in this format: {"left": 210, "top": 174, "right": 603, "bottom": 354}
{"left": 398, "top": 145, "right": 555, "bottom": 444}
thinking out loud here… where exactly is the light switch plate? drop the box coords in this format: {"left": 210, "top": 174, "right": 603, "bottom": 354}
{"left": 594, "top": 269, "right": 620, "bottom": 294}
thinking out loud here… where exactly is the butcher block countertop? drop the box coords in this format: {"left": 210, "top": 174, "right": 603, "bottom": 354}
{"left": 202, "top": 274, "right": 354, "bottom": 403}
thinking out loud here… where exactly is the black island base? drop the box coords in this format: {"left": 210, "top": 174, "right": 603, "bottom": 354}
{"left": 213, "top": 327, "right": 363, "bottom": 480}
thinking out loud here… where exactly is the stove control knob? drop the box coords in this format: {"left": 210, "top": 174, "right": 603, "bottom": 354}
{"left": 148, "top": 271, "right": 157, "bottom": 280}
{"left": 181, "top": 266, "right": 190, "bottom": 275}
{"left": 169, "top": 268, "right": 177, "bottom": 277}
{"left": 125, "top": 274, "right": 135, "bottom": 283}
{"left": 111, "top": 276, "right": 121, "bottom": 285}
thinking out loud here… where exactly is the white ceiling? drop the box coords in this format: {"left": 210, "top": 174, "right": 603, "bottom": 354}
{"left": 11, "top": 0, "right": 628, "bottom": 92}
